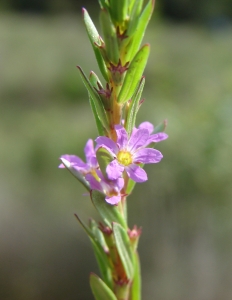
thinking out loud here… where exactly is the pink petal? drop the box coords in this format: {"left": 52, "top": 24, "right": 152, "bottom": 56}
{"left": 146, "top": 132, "right": 168, "bottom": 145}
{"left": 105, "top": 195, "right": 121, "bottom": 205}
{"left": 84, "top": 139, "right": 95, "bottom": 163}
{"left": 106, "top": 160, "right": 124, "bottom": 180}
{"left": 133, "top": 148, "right": 163, "bottom": 164}
{"left": 95, "top": 136, "right": 118, "bottom": 155}
{"left": 125, "top": 164, "right": 148, "bottom": 182}
{"left": 115, "top": 125, "right": 128, "bottom": 149}
{"left": 59, "top": 155, "right": 85, "bottom": 168}
{"left": 138, "top": 121, "right": 154, "bottom": 134}
{"left": 128, "top": 129, "right": 149, "bottom": 152}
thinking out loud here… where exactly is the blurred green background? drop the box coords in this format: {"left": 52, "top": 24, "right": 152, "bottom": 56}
{"left": 1, "top": 1, "right": 232, "bottom": 299}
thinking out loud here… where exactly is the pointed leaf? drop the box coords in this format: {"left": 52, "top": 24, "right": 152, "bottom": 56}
{"left": 60, "top": 158, "right": 90, "bottom": 191}
{"left": 112, "top": 222, "right": 134, "bottom": 279}
{"left": 125, "top": 76, "right": 145, "bottom": 136}
{"left": 88, "top": 72, "right": 107, "bottom": 135}
{"left": 130, "top": 252, "right": 141, "bottom": 300}
{"left": 91, "top": 190, "right": 127, "bottom": 229}
{"left": 127, "top": 0, "right": 144, "bottom": 36}
{"left": 89, "top": 71, "right": 103, "bottom": 90}
{"left": 124, "top": 0, "right": 154, "bottom": 61}
{"left": 82, "top": 8, "right": 109, "bottom": 81}
{"left": 77, "top": 66, "right": 110, "bottom": 131}
{"left": 153, "top": 119, "right": 168, "bottom": 133}
{"left": 98, "top": 0, "right": 109, "bottom": 10}
{"left": 109, "top": 0, "right": 128, "bottom": 23}
{"left": 90, "top": 273, "right": 117, "bottom": 300}
{"left": 75, "top": 215, "right": 112, "bottom": 287}
{"left": 125, "top": 177, "right": 136, "bottom": 195}
{"left": 96, "top": 147, "right": 114, "bottom": 178}
{"left": 118, "top": 44, "right": 150, "bottom": 104}
{"left": 100, "top": 9, "right": 119, "bottom": 65}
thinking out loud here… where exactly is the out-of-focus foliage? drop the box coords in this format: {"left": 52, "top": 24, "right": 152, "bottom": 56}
{"left": 1, "top": 0, "right": 232, "bottom": 22}
{"left": 1, "top": 14, "right": 232, "bottom": 300}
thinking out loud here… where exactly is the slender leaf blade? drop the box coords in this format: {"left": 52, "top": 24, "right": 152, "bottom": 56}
{"left": 125, "top": 76, "right": 145, "bottom": 136}
{"left": 77, "top": 66, "right": 110, "bottom": 131}
{"left": 113, "top": 222, "right": 134, "bottom": 279}
{"left": 117, "top": 44, "right": 150, "bottom": 104}
{"left": 130, "top": 252, "right": 141, "bottom": 300}
{"left": 82, "top": 8, "right": 109, "bottom": 81}
{"left": 90, "top": 273, "right": 117, "bottom": 300}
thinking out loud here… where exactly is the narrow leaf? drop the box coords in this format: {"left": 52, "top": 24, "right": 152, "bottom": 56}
{"left": 75, "top": 215, "right": 112, "bottom": 287}
{"left": 90, "top": 273, "right": 117, "bottom": 300}
{"left": 113, "top": 222, "right": 134, "bottom": 279}
{"left": 124, "top": 0, "right": 154, "bottom": 61}
{"left": 109, "top": 0, "right": 128, "bottom": 23}
{"left": 77, "top": 66, "right": 110, "bottom": 131}
{"left": 153, "top": 119, "right": 168, "bottom": 133}
{"left": 91, "top": 190, "right": 127, "bottom": 229}
{"left": 118, "top": 44, "right": 150, "bottom": 104}
{"left": 125, "top": 178, "right": 136, "bottom": 195}
{"left": 130, "top": 252, "right": 141, "bottom": 300}
{"left": 82, "top": 8, "right": 109, "bottom": 81}
{"left": 125, "top": 76, "right": 145, "bottom": 136}
{"left": 100, "top": 9, "right": 119, "bottom": 65}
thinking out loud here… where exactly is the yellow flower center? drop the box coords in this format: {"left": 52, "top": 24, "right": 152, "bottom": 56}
{"left": 117, "top": 151, "right": 132, "bottom": 166}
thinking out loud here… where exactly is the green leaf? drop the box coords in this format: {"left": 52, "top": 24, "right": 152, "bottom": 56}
{"left": 91, "top": 190, "right": 127, "bottom": 229}
{"left": 98, "top": 0, "right": 109, "bottom": 10}
{"left": 75, "top": 215, "right": 112, "bottom": 287}
{"left": 127, "top": 0, "right": 144, "bottom": 36}
{"left": 153, "top": 119, "right": 168, "bottom": 133}
{"left": 90, "top": 273, "right": 117, "bottom": 300}
{"left": 100, "top": 9, "right": 119, "bottom": 65}
{"left": 77, "top": 66, "right": 110, "bottom": 131}
{"left": 124, "top": 0, "right": 154, "bottom": 61}
{"left": 130, "top": 252, "right": 141, "bottom": 300}
{"left": 118, "top": 44, "right": 150, "bottom": 104}
{"left": 96, "top": 147, "right": 114, "bottom": 178}
{"left": 82, "top": 8, "right": 109, "bottom": 81}
{"left": 60, "top": 158, "right": 90, "bottom": 191}
{"left": 125, "top": 76, "right": 145, "bottom": 136}
{"left": 112, "top": 222, "right": 134, "bottom": 279}
{"left": 109, "top": 0, "right": 128, "bottom": 23}
{"left": 125, "top": 177, "right": 136, "bottom": 195}
{"left": 88, "top": 72, "right": 107, "bottom": 135}
{"left": 89, "top": 71, "right": 103, "bottom": 90}
{"left": 89, "top": 94, "right": 107, "bottom": 136}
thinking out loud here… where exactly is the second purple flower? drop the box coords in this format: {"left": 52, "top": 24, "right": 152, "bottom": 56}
{"left": 96, "top": 124, "right": 168, "bottom": 183}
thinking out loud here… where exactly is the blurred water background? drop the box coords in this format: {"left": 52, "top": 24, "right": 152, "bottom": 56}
{"left": 1, "top": 0, "right": 232, "bottom": 299}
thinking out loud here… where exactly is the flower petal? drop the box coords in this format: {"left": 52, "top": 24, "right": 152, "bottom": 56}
{"left": 95, "top": 136, "right": 118, "bottom": 155}
{"left": 84, "top": 139, "right": 95, "bottom": 164}
{"left": 128, "top": 128, "right": 149, "bottom": 152}
{"left": 138, "top": 121, "right": 154, "bottom": 134}
{"left": 85, "top": 174, "right": 102, "bottom": 191}
{"left": 133, "top": 148, "right": 163, "bottom": 163}
{"left": 146, "top": 132, "right": 168, "bottom": 145}
{"left": 59, "top": 155, "right": 85, "bottom": 168}
{"left": 106, "top": 160, "right": 124, "bottom": 180}
{"left": 115, "top": 125, "right": 128, "bottom": 149}
{"left": 105, "top": 195, "right": 121, "bottom": 205}
{"left": 125, "top": 164, "right": 148, "bottom": 182}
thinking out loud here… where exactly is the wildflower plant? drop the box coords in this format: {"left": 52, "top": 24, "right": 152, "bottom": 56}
{"left": 59, "top": 0, "right": 168, "bottom": 299}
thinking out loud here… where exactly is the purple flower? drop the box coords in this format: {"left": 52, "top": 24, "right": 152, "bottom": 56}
{"left": 96, "top": 124, "right": 167, "bottom": 183}
{"left": 59, "top": 139, "right": 98, "bottom": 175}
{"left": 134, "top": 121, "right": 168, "bottom": 146}
{"left": 86, "top": 170, "right": 124, "bottom": 205}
